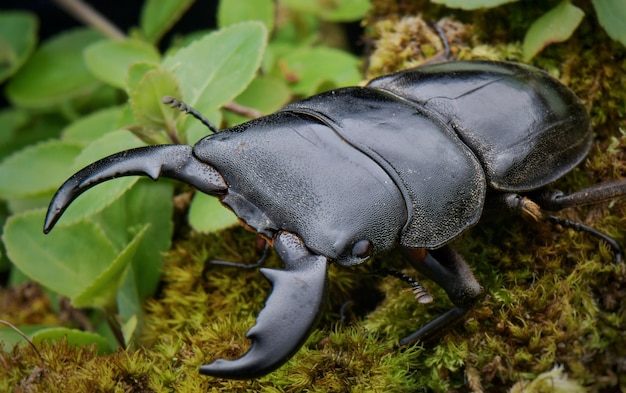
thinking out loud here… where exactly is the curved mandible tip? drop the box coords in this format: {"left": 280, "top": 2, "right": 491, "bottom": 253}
{"left": 200, "top": 232, "right": 329, "bottom": 379}
{"left": 44, "top": 144, "right": 227, "bottom": 233}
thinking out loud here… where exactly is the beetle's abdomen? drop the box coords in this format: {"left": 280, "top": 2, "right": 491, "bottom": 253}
{"left": 368, "top": 61, "right": 592, "bottom": 192}
{"left": 285, "top": 88, "right": 487, "bottom": 249}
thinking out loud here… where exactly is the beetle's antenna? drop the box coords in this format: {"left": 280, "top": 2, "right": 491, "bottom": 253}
{"left": 162, "top": 96, "right": 220, "bottom": 134}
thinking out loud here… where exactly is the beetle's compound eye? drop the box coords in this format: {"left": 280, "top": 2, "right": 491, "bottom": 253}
{"left": 352, "top": 239, "right": 372, "bottom": 258}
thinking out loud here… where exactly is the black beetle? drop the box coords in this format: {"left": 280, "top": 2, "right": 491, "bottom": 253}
{"left": 43, "top": 60, "right": 626, "bottom": 379}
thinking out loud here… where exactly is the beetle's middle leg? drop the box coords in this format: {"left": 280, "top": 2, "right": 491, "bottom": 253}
{"left": 399, "top": 245, "right": 483, "bottom": 345}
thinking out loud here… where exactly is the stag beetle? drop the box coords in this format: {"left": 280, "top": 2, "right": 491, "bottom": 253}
{"left": 44, "top": 60, "right": 626, "bottom": 379}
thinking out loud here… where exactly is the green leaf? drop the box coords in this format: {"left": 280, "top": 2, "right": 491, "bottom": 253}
{"left": 431, "top": 0, "right": 518, "bottom": 9}
{"left": 140, "top": 0, "right": 195, "bottom": 44}
{"left": 61, "top": 106, "right": 124, "bottom": 146}
{"left": 280, "top": 0, "right": 371, "bottom": 21}
{"left": 110, "top": 181, "right": 174, "bottom": 342}
{"left": 189, "top": 192, "right": 239, "bottom": 233}
{"left": 523, "top": 1, "right": 584, "bottom": 61}
{"left": 129, "top": 67, "right": 182, "bottom": 132}
{"left": 592, "top": 0, "right": 626, "bottom": 46}
{"left": 55, "top": 130, "right": 146, "bottom": 227}
{"left": 72, "top": 224, "right": 149, "bottom": 309}
{"left": 3, "top": 210, "right": 117, "bottom": 298}
{"left": 0, "top": 140, "right": 82, "bottom": 200}
{"left": 127, "top": 62, "right": 158, "bottom": 93}
{"left": 0, "top": 109, "right": 28, "bottom": 160}
{"left": 0, "top": 11, "right": 38, "bottom": 84}
{"left": 6, "top": 28, "right": 103, "bottom": 108}
{"left": 93, "top": 179, "right": 174, "bottom": 302}
{"left": 31, "top": 327, "right": 112, "bottom": 355}
{"left": 118, "top": 180, "right": 173, "bottom": 300}
{"left": 121, "top": 314, "right": 138, "bottom": 345}
{"left": 84, "top": 39, "right": 160, "bottom": 89}
{"left": 161, "top": 22, "right": 267, "bottom": 128}
{"left": 280, "top": 47, "right": 361, "bottom": 96}
{"left": 218, "top": 0, "right": 275, "bottom": 31}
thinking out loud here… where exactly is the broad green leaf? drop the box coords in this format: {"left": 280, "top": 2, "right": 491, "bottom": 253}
{"left": 6, "top": 29, "right": 103, "bottom": 108}
{"left": 127, "top": 62, "right": 158, "bottom": 93}
{"left": 592, "top": 0, "right": 626, "bottom": 46}
{"left": 280, "top": 0, "right": 371, "bottom": 21}
{"left": 118, "top": 180, "right": 173, "bottom": 300}
{"left": 93, "top": 179, "right": 174, "bottom": 302}
{"left": 523, "top": 1, "right": 584, "bottom": 61}
{"left": 223, "top": 75, "right": 291, "bottom": 126}
{"left": 0, "top": 112, "right": 66, "bottom": 162}
{"left": 0, "top": 12, "right": 38, "bottom": 83}
{"left": 130, "top": 67, "right": 182, "bottom": 132}
{"left": 162, "top": 22, "right": 267, "bottom": 128}
{"left": 72, "top": 224, "right": 149, "bottom": 309}
{"left": 61, "top": 106, "right": 123, "bottom": 145}
{"left": 4, "top": 210, "right": 117, "bottom": 298}
{"left": 6, "top": 195, "right": 51, "bottom": 214}
{"left": 0, "top": 108, "right": 28, "bottom": 160}
{"left": 218, "top": 0, "right": 275, "bottom": 31}
{"left": 140, "top": 0, "right": 195, "bottom": 44}
{"left": 54, "top": 130, "right": 146, "bottom": 227}
{"left": 84, "top": 39, "right": 160, "bottom": 89}
{"left": 431, "top": 0, "right": 518, "bottom": 9}
{"left": 31, "top": 327, "right": 112, "bottom": 355}
{"left": 0, "top": 140, "right": 82, "bottom": 200}
{"left": 280, "top": 47, "right": 361, "bottom": 96}
{"left": 189, "top": 192, "right": 239, "bottom": 233}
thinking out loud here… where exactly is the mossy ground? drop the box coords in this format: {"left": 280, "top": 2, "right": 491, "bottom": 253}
{"left": 2, "top": 1, "right": 626, "bottom": 392}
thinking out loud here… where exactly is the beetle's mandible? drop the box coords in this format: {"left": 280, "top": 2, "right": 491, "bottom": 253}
{"left": 44, "top": 60, "right": 626, "bottom": 379}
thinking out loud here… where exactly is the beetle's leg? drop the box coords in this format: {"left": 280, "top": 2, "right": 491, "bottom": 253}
{"left": 400, "top": 246, "right": 482, "bottom": 345}
{"left": 200, "top": 231, "right": 329, "bottom": 379}
{"left": 547, "top": 215, "right": 624, "bottom": 264}
{"left": 202, "top": 240, "right": 270, "bottom": 278}
{"left": 534, "top": 179, "right": 626, "bottom": 211}
{"left": 425, "top": 20, "right": 451, "bottom": 62}
{"left": 493, "top": 191, "right": 624, "bottom": 264}
{"left": 376, "top": 268, "right": 433, "bottom": 304}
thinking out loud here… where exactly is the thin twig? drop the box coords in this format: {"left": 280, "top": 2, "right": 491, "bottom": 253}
{"left": 223, "top": 102, "right": 263, "bottom": 120}
{"left": 0, "top": 319, "right": 45, "bottom": 365}
{"left": 53, "top": 0, "right": 126, "bottom": 40}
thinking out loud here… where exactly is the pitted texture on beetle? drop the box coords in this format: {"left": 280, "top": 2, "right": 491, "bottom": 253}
{"left": 193, "top": 112, "right": 407, "bottom": 265}
{"left": 285, "top": 87, "right": 486, "bottom": 249}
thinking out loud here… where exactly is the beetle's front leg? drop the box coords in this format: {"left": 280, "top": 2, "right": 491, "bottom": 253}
{"left": 200, "top": 231, "right": 329, "bottom": 379}
{"left": 400, "top": 245, "right": 483, "bottom": 345}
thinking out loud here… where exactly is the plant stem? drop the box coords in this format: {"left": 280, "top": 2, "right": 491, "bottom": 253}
{"left": 53, "top": 0, "right": 126, "bottom": 40}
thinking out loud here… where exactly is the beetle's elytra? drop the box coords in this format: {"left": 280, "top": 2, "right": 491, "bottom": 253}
{"left": 44, "top": 60, "right": 625, "bottom": 379}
